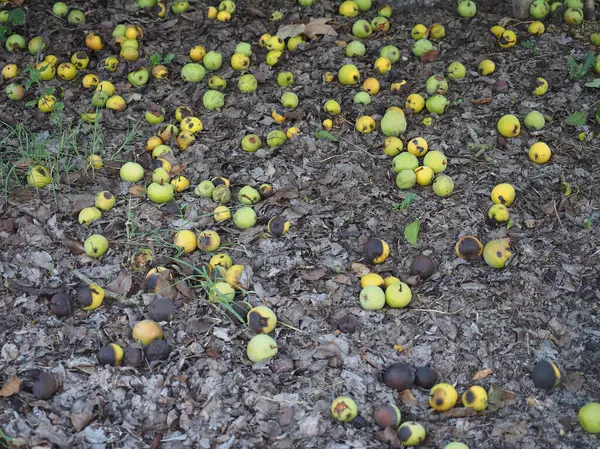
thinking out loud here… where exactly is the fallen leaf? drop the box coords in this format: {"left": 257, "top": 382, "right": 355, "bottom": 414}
{"left": 300, "top": 268, "right": 326, "bottom": 281}
{"left": 62, "top": 237, "right": 85, "bottom": 255}
{"left": 174, "top": 279, "right": 196, "bottom": 299}
{"left": 276, "top": 23, "right": 306, "bottom": 39}
{"left": 106, "top": 271, "right": 133, "bottom": 296}
{"left": 472, "top": 368, "right": 494, "bottom": 381}
{"left": 471, "top": 97, "right": 493, "bottom": 105}
{"left": 206, "top": 347, "right": 221, "bottom": 359}
{"left": 420, "top": 49, "right": 439, "bottom": 63}
{"left": 351, "top": 262, "right": 370, "bottom": 277}
{"left": 303, "top": 18, "right": 338, "bottom": 39}
{"left": 129, "top": 184, "right": 146, "bottom": 196}
{"left": 0, "top": 376, "right": 22, "bottom": 397}
{"left": 399, "top": 389, "right": 417, "bottom": 403}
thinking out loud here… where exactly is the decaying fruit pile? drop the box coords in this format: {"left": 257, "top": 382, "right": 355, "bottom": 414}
{"left": 1, "top": 0, "right": 599, "bottom": 447}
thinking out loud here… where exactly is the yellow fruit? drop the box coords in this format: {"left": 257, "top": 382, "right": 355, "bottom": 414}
{"left": 429, "top": 383, "right": 458, "bottom": 412}
{"left": 499, "top": 30, "right": 517, "bottom": 48}
{"left": 322, "top": 119, "right": 333, "bottom": 130}
{"left": 171, "top": 175, "right": 190, "bottom": 192}
{"left": 190, "top": 45, "right": 206, "bottom": 62}
{"left": 85, "top": 33, "right": 104, "bottom": 51}
{"left": 339, "top": 0, "right": 359, "bottom": 17}
{"left": 286, "top": 127, "right": 301, "bottom": 139}
{"left": 209, "top": 253, "right": 233, "bottom": 270}
{"left": 362, "top": 77, "right": 380, "bottom": 94}
{"left": 497, "top": 114, "right": 520, "bottom": 138}
{"left": 132, "top": 320, "right": 163, "bottom": 345}
{"left": 96, "top": 81, "right": 116, "bottom": 96}
{"left": 324, "top": 99, "right": 341, "bottom": 115}
{"left": 323, "top": 71, "right": 335, "bottom": 83}
{"left": 383, "top": 137, "right": 403, "bottom": 157}
{"left": 361, "top": 273, "right": 385, "bottom": 288}
{"left": 216, "top": 10, "right": 231, "bottom": 22}
{"left": 259, "top": 33, "right": 272, "bottom": 47}
{"left": 214, "top": 205, "right": 231, "bottom": 222}
{"left": 491, "top": 183, "right": 515, "bottom": 205}
{"left": 405, "top": 94, "right": 425, "bottom": 113}
{"left": 373, "top": 57, "right": 391, "bottom": 75}
{"left": 528, "top": 21, "right": 545, "bottom": 35}
{"left": 528, "top": 142, "right": 551, "bottom": 164}
{"left": 207, "top": 6, "right": 218, "bottom": 18}
{"left": 57, "top": 62, "right": 77, "bottom": 81}
{"left": 407, "top": 137, "right": 428, "bottom": 157}
{"left": 180, "top": 116, "right": 203, "bottom": 134}
{"left": 105, "top": 95, "right": 127, "bottom": 112}
{"left": 1, "top": 63, "right": 19, "bottom": 79}
{"left": 71, "top": 51, "right": 90, "bottom": 69}
{"left": 38, "top": 95, "right": 56, "bottom": 113}
{"left": 383, "top": 276, "right": 401, "bottom": 288}
{"left": 483, "top": 238, "right": 512, "bottom": 268}
{"left": 82, "top": 73, "right": 100, "bottom": 89}
{"left": 174, "top": 230, "right": 197, "bottom": 253}
{"left": 411, "top": 23, "right": 427, "bottom": 40}
{"left": 414, "top": 166, "right": 434, "bottom": 186}
{"left": 338, "top": 64, "right": 360, "bottom": 85}
{"left": 532, "top": 77, "right": 548, "bottom": 96}
{"left": 265, "top": 36, "right": 285, "bottom": 52}
{"left": 87, "top": 155, "right": 103, "bottom": 169}
{"left": 461, "top": 386, "right": 488, "bottom": 411}
{"left": 265, "top": 50, "right": 282, "bottom": 66}
{"left": 36, "top": 61, "right": 55, "bottom": 81}
{"left": 478, "top": 59, "right": 495, "bottom": 75}
{"left": 331, "top": 396, "right": 358, "bottom": 422}
{"left": 231, "top": 53, "right": 250, "bottom": 70}
{"left": 356, "top": 116, "right": 376, "bottom": 133}
{"left": 490, "top": 25, "right": 505, "bottom": 38}
{"left": 197, "top": 230, "right": 220, "bottom": 252}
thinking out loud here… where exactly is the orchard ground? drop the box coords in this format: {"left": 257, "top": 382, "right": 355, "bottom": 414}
{"left": 1, "top": 0, "right": 599, "bottom": 448}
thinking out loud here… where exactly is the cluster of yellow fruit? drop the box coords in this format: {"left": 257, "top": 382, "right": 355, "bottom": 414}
{"left": 258, "top": 32, "right": 306, "bottom": 66}
{"left": 111, "top": 23, "right": 144, "bottom": 62}
{"left": 497, "top": 114, "right": 552, "bottom": 164}
{"left": 206, "top": 0, "right": 237, "bottom": 22}
{"left": 77, "top": 190, "right": 116, "bottom": 261}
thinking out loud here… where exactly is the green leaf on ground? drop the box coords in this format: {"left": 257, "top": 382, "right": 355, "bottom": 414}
{"left": 565, "top": 111, "right": 587, "bottom": 126}
{"left": 8, "top": 9, "right": 25, "bottom": 26}
{"left": 585, "top": 79, "right": 600, "bottom": 88}
{"left": 394, "top": 193, "right": 416, "bottom": 211}
{"left": 314, "top": 130, "right": 339, "bottom": 142}
{"left": 404, "top": 219, "right": 420, "bottom": 246}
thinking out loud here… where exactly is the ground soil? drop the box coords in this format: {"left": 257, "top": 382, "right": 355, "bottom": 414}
{"left": 1, "top": 0, "right": 600, "bottom": 448}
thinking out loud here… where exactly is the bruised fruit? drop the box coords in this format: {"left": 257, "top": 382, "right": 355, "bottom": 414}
{"left": 331, "top": 396, "right": 358, "bottom": 422}
{"left": 248, "top": 306, "right": 277, "bottom": 334}
{"left": 197, "top": 230, "right": 220, "bottom": 252}
{"left": 407, "top": 137, "right": 428, "bottom": 157}
{"left": 145, "top": 267, "right": 172, "bottom": 293}
{"left": 578, "top": 402, "right": 600, "bottom": 433}
{"left": 385, "top": 282, "right": 412, "bottom": 308}
{"left": 27, "top": 165, "right": 52, "bottom": 188}
{"left": 488, "top": 204, "right": 510, "bottom": 223}
{"left": 76, "top": 283, "right": 105, "bottom": 311}
{"left": 132, "top": 320, "right": 164, "bottom": 345}
{"left": 415, "top": 366, "right": 437, "bottom": 388}
{"left": 429, "top": 383, "right": 458, "bottom": 411}
{"left": 148, "top": 296, "right": 175, "bottom": 322}
{"left": 242, "top": 134, "right": 262, "bottom": 152}
{"left": 359, "top": 286, "right": 385, "bottom": 310}
{"left": 398, "top": 422, "right": 426, "bottom": 447}
{"left": 364, "top": 237, "right": 390, "bottom": 264}
{"left": 338, "top": 64, "right": 360, "bottom": 85}
{"left": 411, "top": 23, "right": 427, "bottom": 40}
{"left": 383, "top": 362, "right": 415, "bottom": 391}
{"left": 426, "top": 75, "right": 448, "bottom": 95}
{"left": 483, "top": 238, "right": 512, "bottom": 268}
{"left": 97, "top": 343, "right": 124, "bottom": 366}
{"left": 268, "top": 216, "right": 290, "bottom": 237}
{"left": 410, "top": 255, "right": 434, "bottom": 278}
{"left": 95, "top": 191, "right": 116, "bottom": 211}
{"left": 247, "top": 334, "right": 278, "bottom": 363}
{"left": 529, "top": 142, "right": 551, "bottom": 164}
{"left": 531, "top": 360, "right": 561, "bottom": 389}
{"left": 374, "top": 404, "right": 401, "bottom": 428}
{"left": 50, "top": 292, "right": 75, "bottom": 317}
{"left": 225, "top": 300, "right": 252, "bottom": 323}
{"left": 145, "top": 339, "right": 170, "bottom": 361}
{"left": 491, "top": 183, "right": 515, "bottom": 205}
{"left": 462, "top": 385, "right": 488, "bottom": 411}
{"left": 209, "top": 282, "right": 235, "bottom": 302}
{"left": 455, "top": 236, "right": 483, "bottom": 261}
{"left": 356, "top": 115, "right": 377, "bottom": 133}
{"left": 32, "top": 371, "right": 59, "bottom": 400}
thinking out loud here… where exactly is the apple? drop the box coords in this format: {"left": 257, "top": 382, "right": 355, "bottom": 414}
{"left": 127, "top": 68, "right": 149, "bottom": 87}
{"left": 6, "top": 34, "right": 26, "bottom": 52}
{"left": 241, "top": 134, "right": 262, "bottom": 152}
{"left": 203, "top": 51, "right": 223, "bottom": 71}
{"left": 345, "top": 40, "right": 366, "bottom": 57}
{"left": 84, "top": 234, "right": 109, "bottom": 258}
{"left": 147, "top": 182, "right": 174, "bottom": 203}
{"left": 235, "top": 42, "right": 252, "bottom": 57}
{"left": 426, "top": 95, "right": 449, "bottom": 115}
{"left": 458, "top": 0, "right": 477, "bottom": 17}
{"left": 203, "top": 90, "right": 225, "bottom": 110}
{"left": 27, "top": 165, "right": 52, "bottom": 188}
{"left": 238, "top": 74, "right": 258, "bottom": 92}
{"left": 120, "top": 162, "right": 145, "bottom": 182}
{"left": 181, "top": 63, "right": 205, "bottom": 82}
{"left": 233, "top": 207, "right": 257, "bottom": 229}
{"left": 6, "top": 83, "right": 25, "bottom": 101}
{"left": 67, "top": 9, "right": 85, "bottom": 25}
{"left": 53, "top": 2, "right": 69, "bottom": 16}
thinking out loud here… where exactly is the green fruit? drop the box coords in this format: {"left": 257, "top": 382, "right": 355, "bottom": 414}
{"left": 6, "top": 83, "right": 25, "bottom": 101}
{"left": 5, "top": 34, "right": 26, "bottom": 52}
{"left": 241, "top": 134, "right": 262, "bottom": 152}
{"left": 238, "top": 186, "right": 260, "bottom": 204}
{"left": 380, "top": 110, "right": 407, "bottom": 137}
{"left": 385, "top": 281, "right": 412, "bottom": 308}
{"left": 524, "top": 111, "right": 546, "bottom": 130}
{"left": 380, "top": 45, "right": 400, "bottom": 63}
{"left": 359, "top": 285, "right": 385, "bottom": 310}
{"left": 78, "top": 207, "right": 102, "bottom": 225}
{"left": 266, "top": 130, "right": 287, "bottom": 147}
{"left": 398, "top": 422, "right": 426, "bottom": 447}
{"left": 298, "top": 0, "right": 316, "bottom": 5}
{"left": 219, "top": 0, "right": 236, "bottom": 13}
{"left": 53, "top": 2, "right": 70, "bottom": 17}
{"left": 432, "top": 174, "right": 454, "bottom": 197}
{"left": 354, "top": 0, "right": 372, "bottom": 11}
{"left": 137, "top": 0, "right": 157, "bottom": 7}
{"left": 112, "top": 24, "right": 127, "bottom": 37}
{"left": 447, "top": 61, "right": 466, "bottom": 79}
{"left": 84, "top": 234, "right": 109, "bottom": 258}
{"left": 331, "top": 396, "right": 359, "bottom": 422}
{"left": 564, "top": 7, "right": 584, "bottom": 25}
{"left": 530, "top": 0, "right": 550, "bottom": 18}
{"left": 566, "top": 0, "right": 584, "bottom": 8}
{"left": 203, "top": 51, "right": 223, "bottom": 70}
{"left": 212, "top": 185, "right": 231, "bottom": 203}
{"left": 235, "top": 42, "right": 252, "bottom": 57}
{"left": 194, "top": 180, "right": 214, "bottom": 198}
{"left": 172, "top": 1, "right": 190, "bottom": 13}
{"left": 91, "top": 91, "right": 109, "bottom": 108}
{"left": 277, "top": 71, "right": 294, "bottom": 87}
{"left": 247, "top": 334, "right": 278, "bottom": 363}
{"left": 203, "top": 90, "right": 225, "bottom": 110}
{"left": 151, "top": 167, "right": 170, "bottom": 185}
{"left": 67, "top": 9, "right": 85, "bottom": 25}
{"left": 591, "top": 33, "right": 600, "bottom": 45}
{"left": 345, "top": 40, "right": 366, "bottom": 57}
{"left": 483, "top": 238, "right": 511, "bottom": 268}
{"left": 426, "top": 75, "right": 448, "bottom": 95}
{"left": 181, "top": 63, "right": 206, "bottom": 82}
{"left": 238, "top": 74, "right": 258, "bottom": 92}
{"left": 458, "top": 0, "right": 477, "bottom": 17}
{"left": 412, "top": 39, "right": 433, "bottom": 56}
{"left": 147, "top": 182, "right": 174, "bottom": 203}
{"left": 28, "top": 37, "right": 47, "bottom": 55}
{"left": 444, "top": 443, "right": 470, "bottom": 449}
{"left": 579, "top": 402, "right": 600, "bottom": 433}
{"left": 426, "top": 95, "right": 449, "bottom": 115}
{"left": 127, "top": 68, "right": 150, "bottom": 87}
{"left": 395, "top": 170, "right": 417, "bottom": 189}
{"left": 208, "top": 76, "right": 227, "bottom": 91}
{"left": 352, "top": 19, "right": 373, "bottom": 38}
{"left": 233, "top": 207, "right": 257, "bottom": 229}
{"left": 281, "top": 92, "right": 299, "bottom": 109}
{"left": 392, "top": 152, "right": 419, "bottom": 173}
{"left": 423, "top": 150, "right": 447, "bottom": 173}
{"left": 353, "top": 92, "right": 371, "bottom": 104}
{"left": 120, "top": 162, "right": 144, "bottom": 182}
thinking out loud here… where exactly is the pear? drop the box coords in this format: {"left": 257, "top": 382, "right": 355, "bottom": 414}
{"left": 380, "top": 109, "right": 407, "bottom": 137}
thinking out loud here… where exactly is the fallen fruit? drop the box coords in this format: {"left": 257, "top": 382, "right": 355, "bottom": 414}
{"left": 488, "top": 204, "right": 510, "bottom": 223}
{"left": 373, "top": 57, "right": 391, "bottom": 75}
{"left": 147, "top": 182, "right": 174, "bottom": 203}
{"left": 267, "top": 130, "right": 287, "bottom": 147}
{"left": 84, "top": 234, "right": 109, "bottom": 258}
{"left": 174, "top": 230, "right": 197, "bottom": 253}
{"left": 444, "top": 443, "right": 470, "bottom": 449}
{"left": 398, "top": 422, "right": 426, "bottom": 446}
{"left": 331, "top": 396, "right": 358, "bottom": 422}
{"left": 76, "top": 283, "right": 105, "bottom": 311}
{"left": 132, "top": 320, "right": 164, "bottom": 345}
{"left": 411, "top": 24, "right": 427, "bottom": 40}
{"left": 148, "top": 296, "right": 175, "bottom": 321}
{"left": 415, "top": 366, "right": 437, "bottom": 388}
{"left": 483, "top": 238, "right": 512, "bottom": 268}
{"left": 528, "top": 20, "right": 545, "bottom": 35}
{"left": 455, "top": 236, "right": 484, "bottom": 260}
{"left": 458, "top": 0, "right": 477, "bottom": 17}
{"left": 53, "top": 2, "right": 69, "bottom": 16}
{"left": 338, "top": 64, "right": 360, "bottom": 85}
{"left": 385, "top": 282, "right": 412, "bottom": 308}
{"left": 405, "top": 93, "right": 425, "bottom": 113}
{"left": 530, "top": 0, "right": 550, "bottom": 18}
{"left": 429, "top": 383, "right": 458, "bottom": 411}
{"left": 478, "top": 59, "right": 495, "bottom": 75}
{"left": 361, "top": 273, "right": 385, "bottom": 288}
{"left": 359, "top": 286, "right": 385, "bottom": 310}
{"left": 120, "top": 162, "right": 144, "bottom": 183}
{"left": 413, "top": 38, "right": 433, "bottom": 56}
{"left": 578, "top": 402, "right": 600, "bottom": 433}
{"left": 532, "top": 77, "right": 549, "bottom": 96}
{"left": 354, "top": 92, "right": 371, "bottom": 105}
{"left": 145, "top": 339, "right": 170, "bottom": 361}
{"left": 433, "top": 174, "right": 455, "bottom": 197}
{"left": 381, "top": 109, "right": 407, "bottom": 136}
{"left": 396, "top": 170, "right": 417, "bottom": 189}
{"left": 50, "top": 292, "right": 75, "bottom": 317}
{"left": 410, "top": 255, "right": 435, "bottom": 278}
{"left": 95, "top": 191, "right": 116, "bottom": 211}
{"left": 281, "top": 92, "right": 299, "bottom": 109}
{"left": 27, "top": 165, "right": 52, "bottom": 188}
{"left": 380, "top": 45, "right": 400, "bottom": 63}
{"left": 426, "top": 75, "right": 449, "bottom": 95}
{"left": 32, "top": 371, "right": 59, "bottom": 400}
{"left": 267, "top": 216, "right": 290, "bottom": 237}
{"left": 524, "top": 110, "right": 546, "bottom": 130}
{"left": 564, "top": 7, "right": 584, "bottom": 25}
{"left": 345, "top": 40, "right": 366, "bottom": 57}
{"left": 212, "top": 184, "right": 231, "bottom": 203}
{"left": 499, "top": 30, "right": 517, "bottom": 48}
{"left": 384, "top": 137, "right": 403, "bottom": 157}
{"left": 209, "top": 279, "right": 235, "bottom": 302}
{"left": 447, "top": 61, "right": 466, "bottom": 79}
{"left": 78, "top": 207, "right": 102, "bottom": 226}
{"left": 491, "top": 183, "right": 516, "bottom": 205}
{"left": 429, "top": 23, "right": 446, "bottom": 39}
{"left": 97, "top": 343, "right": 124, "bottom": 366}
{"left": 352, "top": 19, "right": 373, "bottom": 38}
{"left": 248, "top": 306, "right": 277, "bottom": 334}
{"left": 414, "top": 166, "right": 434, "bottom": 186}
{"left": 234, "top": 207, "right": 257, "bottom": 229}
{"left": 125, "top": 345, "right": 144, "bottom": 366}
{"left": 277, "top": 71, "right": 294, "bottom": 87}
{"left": 181, "top": 63, "right": 206, "bottom": 82}
{"left": 531, "top": 360, "right": 561, "bottom": 389}
{"left": 203, "top": 90, "right": 225, "bottom": 110}
{"left": 247, "top": 334, "right": 278, "bottom": 363}
{"left": 145, "top": 267, "right": 172, "bottom": 293}
{"left": 364, "top": 237, "right": 389, "bottom": 264}
{"left": 374, "top": 404, "right": 401, "bottom": 428}
{"left": 383, "top": 362, "right": 415, "bottom": 391}
{"left": 462, "top": 385, "right": 488, "bottom": 411}
{"left": 231, "top": 53, "right": 250, "bottom": 70}
{"left": 529, "top": 142, "right": 551, "bottom": 164}
{"left": 426, "top": 94, "right": 449, "bottom": 115}
{"left": 407, "top": 137, "right": 428, "bottom": 157}
{"left": 214, "top": 206, "right": 232, "bottom": 222}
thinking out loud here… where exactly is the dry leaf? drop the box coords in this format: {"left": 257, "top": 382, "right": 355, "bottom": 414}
{"left": 351, "top": 262, "right": 370, "bottom": 277}
{"left": 399, "top": 389, "right": 417, "bottom": 403}
{"left": 276, "top": 23, "right": 306, "bottom": 39}
{"left": 0, "top": 376, "right": 22, "bottom": 397}
{"left": 62, "top": 237, "right": 85, "bottom": 255}
{"left": 420, "top": 49, "right": 440, "bottom": 63}
{"left": 129, "top": 184, "right": 146, "bottom": 196}
{"left": 471, "top": 98, "right": 493, "bottom": 105}
{"left": 300, "top": 268, "right": 326, "bottom": 281}
{"left": 472, "top": 368, "right": 494, "bottom": 381}
{"left": 106, "top": 271, "right": 133, "bottom": 296}
{"left": 303, "top": 18, "right": 338, "bottom": 39}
